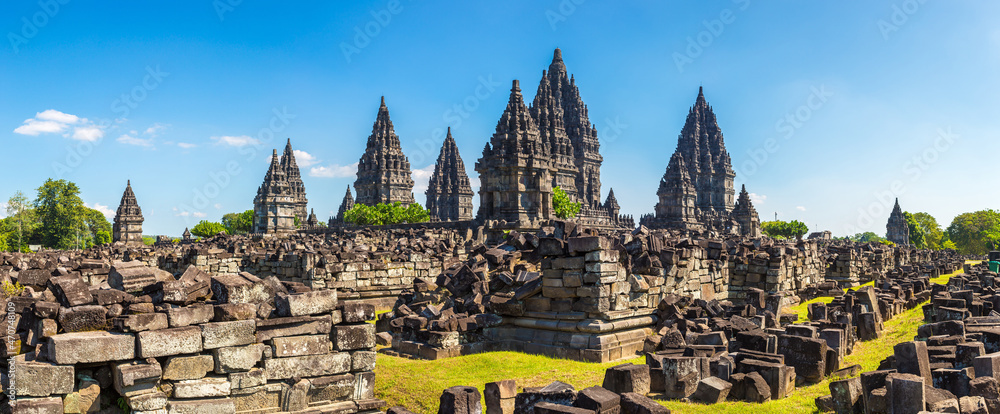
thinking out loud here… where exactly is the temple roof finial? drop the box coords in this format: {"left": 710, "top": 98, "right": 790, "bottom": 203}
{"left": 553, "top": 48, "right": 562, "bottom": 62}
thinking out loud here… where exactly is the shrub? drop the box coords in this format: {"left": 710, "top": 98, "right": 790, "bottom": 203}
{"left": 343, "top": 202, "right": 429, "bottom": 226}
{"left": 191, "top": 221, "right": 229, "bottom": 238}
{"left": 552, "top": 187, "right": 581, "bottom": 219}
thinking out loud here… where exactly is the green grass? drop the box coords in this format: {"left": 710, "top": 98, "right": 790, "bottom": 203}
{"left": 375, "top": 263, "right": 977, "bottom": 414}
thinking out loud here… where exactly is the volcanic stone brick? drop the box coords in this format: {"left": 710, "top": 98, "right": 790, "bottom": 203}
{"left": 575, "top": 386, "right": 619, "bottom": 414}
{"left": 960, "top": 396, "right": 989, "bottom": 414}
{"left": 230, "top": 368, "right": 267, "bottom": 390}
{"left": 828, "top": 376, "right": 863, "bottom": 414}
{"left": 662, "top": 356, "right": 705, "bottom": 399}
{"left": 201, "top": 319, "right": 256, "bottom": 349}
{"left": 925, "top": 386, "right": 960, "bottom": 412}
{"left": 389, "top": 407, "right": 419, "bottom": 414}
{"left": 214, "top": 303, "right": 257, "bottom": 321}
{"left": 731, "top": 371, "right": 771, "bottom": 403}
{"left": 113, "top": 312, "right": 168, "bottom": 332}
{"left": 213, "top": 343, "right": 266, "bottom": 373}
{"left": 353, "top": 350, "right": 377, "bottom": 371}
{"left": 13, "top": 359, "right": 74, "bottom": 397}
{"left": 886, "top": 373, "right": 925, "bottom": 414}
{"left": 167, "top": 304, "right": 214, "bottom": 327}
{"left": 620, "top": 392, "right": 669, "bottom": 414}
{"left": 485, "top": 380, "right": 517, "bottom": 414}
{"left": 933, "top": 367, "right": 973, "bottom": 398}
{"left": 342, "top": 302, "right": 377, "bottom": 323}
{"left": 974, "top": 352, "right": 1000, "bottom": 379}
{"left": 514, "top": 382, "right": 577, "bottom": 414}
{"left": 48, "top": 331, "right": 135, "bottom": 364}
{"left": 264, "top": 352, "right": 351, "bottom": 380}
{"left": 272, "top": 334, "right": 331, "bottom": 357}
{"left": 211, "top": 273, "right": 273, "bottom": 304}
{"left": 956, "top": 342, "right": 986, "bottom": 369}
{"left": 113, "top": 359, "right": 162, "bottom": 397}
{"left": 534, "top": 402, "right": 594, "bottom": 414}
{"left": 255, "top": 315, "right": 332, "bottom": 342}
{"left": 137, "top": 326, "right": 203, "bottom": 358}
{"left": 333, "top": 323, "right": 376, "bottom": 350}
{"left": 17, "top": 268, "right": 52, "bottom": 287}
{"left": 174, "top": 377, "right": 232, "bottom": 398}
{"left": 690, "top": 376, "right": 732, "bottom": 404}
{"left": 603, "top": 363, "right": 651, "bottom": 395}
{"left": 126, "top": 391, "right": 167, "bottom": 411}
{"left": 970, "top": 376, "right": 1000, "bottom": 399}
{"left": 48, "top": 275, "right": 92, "bottom": 307}
{"left": 777, "top": 334, "right": 828, "bottom": 383}
{"left": 166, "top": 398, "right": 236, "bottom": 413}
{"left": 894, "top": 341, "right": 932, "bottom": 385}
{"left": 162, "top": 354, "right": 215, "bottom": 380}
{"left": 11, "top": 397, "right": 63, "bottom": 414}
{"left": 57, "top": 305, "right": 107, "bottom": 332}
{"left": 439, "top": 386, "right": 483, "bottom": 414}
{"left": 275, "top": 289, "right": 337, "bottom": 317}
{"left": 738, "top": 359, "right": 794, "bottom": 400}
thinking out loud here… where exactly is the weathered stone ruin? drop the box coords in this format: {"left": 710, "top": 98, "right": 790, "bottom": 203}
{"left": 641, "top": 87, "right": 762, "bottom": 238}
{"left": 112, "top": 180, "right": 144, "bottom": 246}
{"left": 887, "top": 197, "right": 910, "bottom": 246}
{"left": 426, "top": 128, "right": 475, "bottom": 222}
{"left": 253, "top": 148, "right": 298, "bottom": 235}
{"left": 354, "top": 96, "right": 416, "bottom": 207}
{"left": 332, "top": 185, "right": 356, "bottom": 225}
{"left": 1, "top": 254, "right": 382, "bottom": 413}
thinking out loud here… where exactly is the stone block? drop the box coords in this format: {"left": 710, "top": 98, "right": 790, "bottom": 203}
{"left": 828, "top": 376, "right": 863, "bottom": 414}
{"left": 974, "top": 352, "right": 1000, "bottom": 379}
{"left": 255, "top": 315, "right": 332, "bottom": 342}
{"left": 271, "top": 334, "right": 331, "bottom": 357}
{"left": 48, "top": 275, "right": 92, "bottom": 307}
{"left": 777, "top": 334, "right": 828, "bottom": 383}
{"left": 57, "top": 305, "right": 107, "bottom": 332}
{"left": 12, "top": 359, "right": 74, "bottom": 397}
{"left": 691, "top": 376, "right": 732, "bottom": 404}
{"left": 662, "top": 356, "right": 705, "bottom": 399}
{"left": 332, "top": 323, "right": 376, "bottom": 351}
{"left": 275, "top": 289, "right": 337, "bottom": 317}
{"left": 113, "top": 312, "right": 169, "bottom": 333}
{"left": 213, "top": 343, "right": 265, "bottom": 373}
{"left": 213, "top": 303, "right": 256, "bottom": 321}
{"left": 113, "top": 360, "right": 162, "bottom": 397}
{"left": 886, "top": 373, "right": 925, "bottom": 414}
{"left": 201, "top": 320, "right": 255, "bottom": 349}
{"left": 342, "top": 302, "right": 377, "bottom": 323}
{"left": 137, "top": 326, "right": 203, "bottom": 358}
{"left": 11, "top": 397, "right": 63, "bottom": 414}
{"left": 162, "top": 354, "right": 214, "bottom": 380}
{"left": 48, "top": 331, "right": 135, "bottom": 364}
{"left": 173, "top": 377, "right": 231, "bottom": 399}
{"left": 166, "top": 398, "right": 235, "bottom": 413}
{"left": 574, "top": 386, "right": 619, "bottom": 414}
{"left": 960, "top": 396, "right": 989, "bottom": 414}
{"left": 534, "top": 402, "right": 593, "bottom": 414}
{"left": 439, "top": 386, "right": 482, "bottom": 414}
{"left": 894, "top": 341, "right": 932, "bottom": 385}
{"left": 127, "top": 391, "right": 167, "bottom": 411}
{"left": 210, "top": 273, "right": 273, "bottom": 304}
{"left": 602, "top": 363, "right": 650, "bottom": 395}
{"left": 229, "top": 368, "right": 267, "bottom": 390}
{"left": 620, "top": 392, "right": 668, "bottom": 414}
{"left": 166, "top": 304, "right": 214, "bottom": 328}
{"left": 352, "top": 350, "right": 377, "bottom": 371}
{"left": 486, "top": 379, "right": 517, "bottom": 414}
{"left": 263, "top": 352, "right": 351, "bottom": 379}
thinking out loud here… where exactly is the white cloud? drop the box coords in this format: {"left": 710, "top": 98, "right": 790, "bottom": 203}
{"left": 749, "top": 193, "right": 766, "bottom": 205}
{"left": 117, "top": 134, "right": 154, "bottom": 147}
{"left": 193, "top": 212, "right": 207, "bottom": 218}
{"left": 14, "top": 110, "right": 105, "bottom": 141}
{"left": 293, "top": 150, "right": 319, "bottom": 167}
{"left": 175, "top": 211, "right": 190, "bottom": 217}
{"left": 86, "top": 202, "right": 115, "bottom": 220}
{"left": 144, "top": 123, "right": 167, "bottom": 137}
{"left": 0, "top": 202, "right": 7, "bottom": 219}
{"left": 796, "top": 206, "right": 807, "bottom": 211}
{"left": 309, "top": 162, "right": 358, "bottom": 178}
{"left": 214, "top": 204, "right": 222, "bottom": 209}
{"left": 177, "top": 142, "right": 197, "bottom": 149}
{"left": 36, "top": 109, "right": 80, "bottom": 124}
{"left": 411, "top": 164, "right": 436, "bottom": 196}
{"left": 212, "top": 135, "right": 260, "bottom": 147}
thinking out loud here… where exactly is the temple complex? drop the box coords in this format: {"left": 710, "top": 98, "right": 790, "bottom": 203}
{"left": 112, "top": 180, "right": 144, "bottom": 245}
{"left": 354, "top": 97, "right": 415, "bottom": 207}
{"left": 279, "top": 138, "right": 308, "bottom": 221}
{"left": 425, "top": 128, "right": 474, "bottom": 221}
{"left": 886, "top": 198, "right": 910, "bottom": 245}
{"left": 330, "top": 186, "right": 355, "bottom": 225}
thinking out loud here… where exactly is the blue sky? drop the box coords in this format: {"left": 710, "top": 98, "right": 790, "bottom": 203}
{"left": 1, "top": 1, "right": 997, "bottom": 236}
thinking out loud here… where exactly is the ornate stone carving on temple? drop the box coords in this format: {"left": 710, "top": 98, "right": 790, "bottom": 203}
{"left": 253, "top": 149, "right": 297, "bottom": 235}
{"left": 426, "top": 128, "right": 474, "bottom": 222}
{"left": 112, "top": 180, "right": 144, "bottom": 246}
{"left": 354, "top": 97, "right": 415, "bottom": 207}
{"left": 886, "top": 198, "right": 910, "bottom": 246}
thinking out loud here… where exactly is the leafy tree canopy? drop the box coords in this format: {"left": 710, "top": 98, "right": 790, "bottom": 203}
{"left": 34, "top": 179, "right": 86, "bottom": 249}
{"left": 552, "top": 186, "right": 581, "bottom": 219}
{"left": 911, "top": 212, "right": 943, "bottom": 250}
{"left": 343, "top": 202, "right": 429, "bottom": 226}
{"left": 761, "top": 220, "right": 809, "bottom": 240}
{"left": 903, "top": 212, "right": 927, "bottom": 249}
{"left": 946, "top": 209, "right": 1000, "bottom": 255}
{"left": 222, "top": 210, "right": 254, "bottom": 235}
{"left": 191, "top": 220, "right": 229, "bottom": 238}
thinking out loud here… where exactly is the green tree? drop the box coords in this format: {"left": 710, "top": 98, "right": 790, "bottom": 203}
{"left": 191, "top": 221, "right": 228, "bottom": 237}
{"left": 343, "top": 202, "right": 429, "bottom": 226}
{"left": 911, "top": 212, "right": 943, "bottom": 250}
{"left": 95, "top": 230, "right": 111, "bottom": 245}
{"left": 552, "top": 187, "right": 581, "bottom": 219}
{"left": 34, "top": 179, "right": 86, "bottom": 249}
{"left": 903, "top": 212, "right": 927, "bottom": 249}
{"left": 222, "top": 210, "right": 254, "bottom": 235}
{"left": 942, "top": 239, "right": 957, "bottom": 250}
{"left": 846, "top": 232, "right": 894, "bottom": 245}
{"left": 6, "top": 191, "right": 36, "bottom": 252}
{"left": 946, "top": 210, "right": 1000, "bottom": 255}
{"left": 761, "top": 220, "right": 809, "bottom": 240}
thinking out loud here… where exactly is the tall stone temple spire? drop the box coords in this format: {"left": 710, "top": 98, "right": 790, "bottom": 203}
{"left": 732, "top": 185, "right": 761, "bottom": 237}
{"left": 529, "top": 50, "right": 579, "bottom": 202}
{"left": 253, "top": 149, "right": 296, "bottom": 235}
{"left": 354, "top": 96, "right": 415, "bottom": 207}
{"left": 279, "top": 138, "right": 308, "bottom": 221}
{"left": 426, "top": 128, "right": 474, "bottom": 221}
{"left": 538, "top": 48, "right": 603, "bottom": 208}
{"left": 643, "top": 87, "right": 737, "bottom": 234}
{"left": 651, "top": 152, "right": 699, "bottom": 230}
{"left": 476, "top": 80, "right": 555, "bottom": 224}
{"left": 886, "top": 198, "right": 910, "bottom": 246}
{"left": 333, "top": 186, "right": 355, "bottom": 224}
{"left": 112, "top": 180, "right": 144, "bottom": 246}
